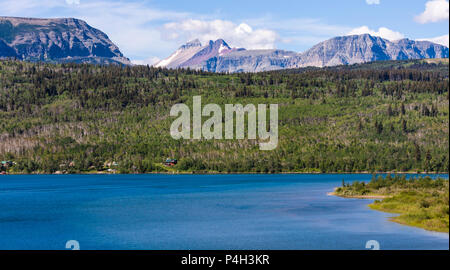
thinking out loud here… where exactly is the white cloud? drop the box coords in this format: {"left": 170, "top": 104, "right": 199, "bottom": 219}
{"left": 366, "top": 0, "right": 380, "bottom": 5}
{"left": 417, "top": 34, "right": 449, "bottom": 47}
{"left": 253, "top": 18, "right": 351, "bottom": 36}
{"left": 131, "top": 56, "right": 161, "bottom": 66}
{"left": 66, "top": 0, "right": 80, "bottom": 5}
{"left": 415, "top": 0, "right": 449, "bottom": 23}
{"left": 244, "top": 16, "right": 354, "bottom": 50}
{"left": 348, "top": 26, "right": 405, "bottom": 40}
{"left": 0, "top": 0, "right": 62, "bottom": 14}
{"left": 70, "top": 1, "right": 191, "bottom": 62}
{"left": 161, "top": 19, "right": 278, "bottom": 49}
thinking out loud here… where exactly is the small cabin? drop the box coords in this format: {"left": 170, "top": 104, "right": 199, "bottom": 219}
{"left": 1, "top": 161, "right": 13, "bottom": 167}
{"left": 164, "top": 158, "right": 178, "bottom": 166}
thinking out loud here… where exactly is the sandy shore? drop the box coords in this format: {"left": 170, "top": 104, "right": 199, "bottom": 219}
{"left": 328, "top": 192, "right": 388, "bottom": 199}
{"left": 327, "top": 189, "right": 389, "bottom": 199}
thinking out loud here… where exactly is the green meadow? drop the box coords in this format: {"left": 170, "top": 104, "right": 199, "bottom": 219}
{"left": 334, "top": 175, "right": 449, "bottom": 233}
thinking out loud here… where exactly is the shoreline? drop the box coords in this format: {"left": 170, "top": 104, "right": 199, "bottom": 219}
{"left": 328, "top": 189, "right": 449, "bottom": 234}
{"left": 327, "top": 191, "right": 389, "bottom": 199}
{"left": 2, "top": 171, "right": 448, "bottom": 176}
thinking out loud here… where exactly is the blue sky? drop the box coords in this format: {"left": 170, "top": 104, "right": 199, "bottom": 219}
{"left": 1, "top": 0, "right": 448, "bottom": 64}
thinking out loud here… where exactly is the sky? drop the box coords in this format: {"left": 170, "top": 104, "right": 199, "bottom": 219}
{"left": 0, "top": 0, "right": 448, "bottom": 64}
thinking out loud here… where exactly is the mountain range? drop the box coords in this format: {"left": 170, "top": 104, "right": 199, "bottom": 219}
{"left": 1, "top": 16, "right": 448, "bottom": 71}
{"left": 157, "top": 34, "right": 449, "bottom": 72}
{"left": 0, "top": 16, "right": 130, "bottom": 65}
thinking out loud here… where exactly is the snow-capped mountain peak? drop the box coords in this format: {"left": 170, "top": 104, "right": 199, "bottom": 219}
{"left": 155, "top": 34, "right": 448, "bottom": 72}
{"left": 155, "top": 38, "right": 239, "bottom": 68}
{"left": 180, "top": 39, "right": 202, "bottom": 49}
{"left": 155, "top": 39, "right": 204, "bottom": 68}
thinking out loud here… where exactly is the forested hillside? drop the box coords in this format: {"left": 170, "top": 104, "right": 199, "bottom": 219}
{"left": 0, "top": 59, "right": 448, "bottom": 173}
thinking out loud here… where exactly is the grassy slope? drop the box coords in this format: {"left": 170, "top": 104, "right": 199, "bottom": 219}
{"left": 334, "top": 175, "right": 449, "bottom": 232}
{"left": 0, "top": 59, "right": 449, "bottom": 174}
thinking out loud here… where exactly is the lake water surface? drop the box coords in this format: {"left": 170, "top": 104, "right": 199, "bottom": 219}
{"left": 0, "top": 174, "right": 448, "bottom": 250}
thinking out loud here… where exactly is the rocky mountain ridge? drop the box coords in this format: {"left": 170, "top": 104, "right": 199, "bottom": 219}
{"left": 0, "top": 16, "right": 130, "bottom": 65}
{"left": 1, "top": 16, "right": 448, "bottom": 71}
{"left": 157, "top": 34, "right": 449, "bottom": 72}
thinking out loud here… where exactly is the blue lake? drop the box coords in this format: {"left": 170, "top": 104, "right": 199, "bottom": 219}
{"left": 0, "top": 174, "right": 448, "bottom": 250}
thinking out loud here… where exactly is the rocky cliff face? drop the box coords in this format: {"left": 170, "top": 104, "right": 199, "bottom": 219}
{"left": 290, "top": 34, "right": 449, "bottom": 68}
{"left": 0, "top": 16, "right": 130, "bottom": 65}
{"left": 204, "top": 49, "right": 296, "bottom": 73}
{"left": 157, "top": 34, "right": 449, "bottom": 72}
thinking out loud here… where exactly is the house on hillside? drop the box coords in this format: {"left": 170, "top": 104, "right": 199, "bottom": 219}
{"left": 1, "top": 161, "right": 14, "bottom": 174}
{"left": 1, "top": 161, "right": 13, "bottom": 167}
{"left": 164, "top": 158, "right": 177, "bottom": 166}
